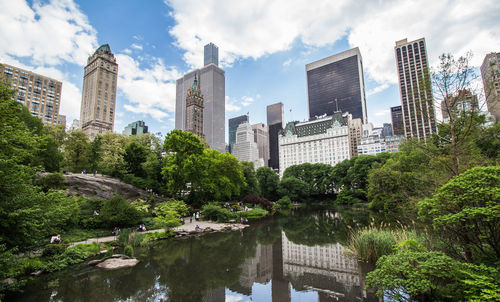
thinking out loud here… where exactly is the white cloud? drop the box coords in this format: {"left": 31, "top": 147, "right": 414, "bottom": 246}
{"left": 241, "top": 96, "right": 255, "bottom": 107}
{"left": 131, "top": 43, "right": 143, "bottom": 51}
{"left": 375, "top": 109, "right": 390, "bottom": 117}
{"left": 225, "top": 96, "right": 241, "bottom": 112}
{"left": 0, "top": 0, "right": 98, "bottom": 66}
{"left": 122, "top": 48, "right": 132, "bottom": 55}
{"left": 367, "top": 83, "right": 390, "bottom": 96}
{"left": 116, "top": 54, "right": 181, "bottom": 121}
{"left": 283, "top": 58, "right": 292, "bottom": 67}
{"left": 166, "top": 0, "right": 500, "bottom": 85}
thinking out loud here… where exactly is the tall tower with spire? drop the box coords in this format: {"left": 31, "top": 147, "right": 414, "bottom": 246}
{"left": 80, "top": 44, "right": 118, "bottom": 139}
{"left": 185, "top": 74, "right": 204, "bottom": 138}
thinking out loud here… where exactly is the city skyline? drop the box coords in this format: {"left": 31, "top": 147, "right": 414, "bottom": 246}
{"left": 0, "top": 0, "right": 499, "bottom": 141}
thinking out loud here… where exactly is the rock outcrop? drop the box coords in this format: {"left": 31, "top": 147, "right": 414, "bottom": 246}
{"left": 64, "top": 173, "right": 165, "bottom": 201}
{"left": 95, "top": 256, "right": 139, "bottom": 270}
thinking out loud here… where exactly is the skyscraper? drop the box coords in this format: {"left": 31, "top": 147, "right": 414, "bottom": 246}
{"left": 390, "top": 105, "right": 404, "bottom": 136}
{"left": 395, "top": 38, "right": 436, "bottom": 139}
{"left": 252, "top": 123, "right": 270, "bottom": 167}
{"left": 228, "top": 115, "right": 249, "bottom": 153}
{"left": 185, "top": 75, "right": 204, "bottom": 138}
{"left": 0, "top": 63, "right": 62, "bottom": 125}
{"left": 306, "top": 47, "right": 367, "bottom": 123}
{"left": 175, "top": 43, "right": 225, "bottom": 152}
{"left": 204, "top": 43, "right": 219, "bottom": 66}
{"left": 123, "top": 120, "right": 148, "bottom": 136}
{"left": 80, "top": 44, "right": 118, "bottom": 140}
{"left": 267, "top": 102, "right": 284, "bottom": 171}
{"left": 480, "top": 52, "right": 500, "bottom": 121}
{"left": 440, "top": 89, "right": 479, "bottom": 123}
{"left": 232, "top": 122, "right": 264, "bottom": 169}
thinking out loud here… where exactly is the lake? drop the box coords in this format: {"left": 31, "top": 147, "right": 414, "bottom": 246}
{"left": 8, "top": 207, "right": 381, "bottom": 301}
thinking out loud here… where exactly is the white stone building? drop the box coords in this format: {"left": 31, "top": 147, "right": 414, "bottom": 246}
{"left": 232, "top": 122, "right": 264, "bottom": 169}
{"left": 278, "top": 112, "right": 351, "bottom": 176}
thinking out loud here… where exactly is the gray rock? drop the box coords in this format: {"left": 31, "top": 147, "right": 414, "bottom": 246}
{"left": 96, "top": 258, "right": 139, "bottom": 270}
{"left": 30, "top": 271, "right": 43, "bottom": 276}
{"left": 88, "top": 259, "right": 103, "bottom": 266}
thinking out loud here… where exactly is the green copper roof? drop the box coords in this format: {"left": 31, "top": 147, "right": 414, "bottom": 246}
{"left": 94, "top": 44, "right": 112, "bottom": 55}
{"left": 284, "top": 112, "right": 348, "bottom": 137}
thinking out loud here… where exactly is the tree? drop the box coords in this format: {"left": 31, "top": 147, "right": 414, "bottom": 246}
{"left": 62, "top": 130, "right": 91, "bottom": 172}
{"left": 278, "top": 177, "right": 309, "bottom": 202}
{"left": 256, "top": 166, "right": 279, "bottom": 201}
{"left": 154, "top": 200, "right": 189, "bottom": 228}
{"left": 417, "top": 166, "right": 500, "bottom": 262}
{"left": 100, "top": 195, "right": 142, "bottom": 227}
{"left": 98, "top": 132, "right": 130, "bottom": 177}
{"left": 89, "top": 135, "right": 102, "bottom": 172}
{"left": 282, "top": 163, "right": 335, "bottom": 197}
{"left": 240, "top": 161, "right": 259, "bottom": 197}
{"left": 124, "top": 141, "right": 148, "bottom": 177}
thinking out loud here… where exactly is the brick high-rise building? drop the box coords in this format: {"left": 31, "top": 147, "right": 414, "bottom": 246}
{"left": 0, "top": 63, "right": 62, "bottom": 125}
{"left": 80, "top": 44, "right": 118, "bottom": 139}
{"left": 185, "top": 75, "right": 204, "bottom": 139}
{"left": 480, "top": 52, "right": 500, "bottom": 121}
{"left": 395, "top": 38, "right": 436, "bottom": 139}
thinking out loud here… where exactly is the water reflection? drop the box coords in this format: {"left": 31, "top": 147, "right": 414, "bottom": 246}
{"left": 9, "top": 207, "right": 379, "bottom": 302}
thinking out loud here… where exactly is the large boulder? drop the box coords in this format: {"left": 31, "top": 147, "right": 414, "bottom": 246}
{"left": 96, "top": 257, "right": 139, "bottom": 270}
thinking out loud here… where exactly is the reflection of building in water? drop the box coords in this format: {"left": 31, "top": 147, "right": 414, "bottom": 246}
{"left": 202, "top": 287, "right": 225, "bottom": 302}
{"left": 230, "top": 244, "right": 273, "bottom": 295}
{"left": 282, "top": 232, "right": 359, "bottom": 287}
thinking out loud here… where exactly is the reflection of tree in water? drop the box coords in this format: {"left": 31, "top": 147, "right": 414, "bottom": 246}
{"left": 282, "top": 207, "right": 373, "bottom": 246}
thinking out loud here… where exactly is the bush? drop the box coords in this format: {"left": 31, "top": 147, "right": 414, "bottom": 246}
{"left": 201, "top": 204, "right": 236, "bottom": 222}
{"left": 124, "top": 245, "right": 134, "bottom": 257}
{"left": 100, "top": 195, "right": 142, "bottom": 228}
{"left": 42, "top": 244, "right": 67, "bottom": 258}
{"left": 34, "top": 173, "right": 66, "bottom": 191}
{"left": 277, "top": 196, "right": 292, "bottom": 209}
{"left": 242, "top": 194, "right": 272, "bottom": 210}
{"left": 121, "top": 174, "right": 149, "bottom": 190}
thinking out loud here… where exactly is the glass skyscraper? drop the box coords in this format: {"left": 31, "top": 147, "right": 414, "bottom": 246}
{"left": 228, "top": 114, "right": 249, "bottom": 153}
{"left": 306, "top": 47, "right": 367, "bottom": 123}
{"left": 267, "top": 102, "right": 284, "bottom": 171}
{"left": 204, "top": 43, "right": 219, "bottom": 66}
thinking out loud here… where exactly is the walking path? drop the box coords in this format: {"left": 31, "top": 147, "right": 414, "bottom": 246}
{"left": 68, "top": 219, "right": 247, "bottom": 247}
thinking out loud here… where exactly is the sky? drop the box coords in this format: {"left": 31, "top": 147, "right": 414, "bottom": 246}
{"left": 0, "top": 0, "right": 499, "bottom": 141}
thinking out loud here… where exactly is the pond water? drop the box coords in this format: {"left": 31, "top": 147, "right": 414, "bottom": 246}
{"left": 9, "top": 207, "right": 382, "bottom": 302}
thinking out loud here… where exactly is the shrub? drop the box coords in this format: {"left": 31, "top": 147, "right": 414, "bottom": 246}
{"left": 238, "top": 208, "right": 268, "bottom": 220}
{"left": 242, "top": 194, "right": 272, "bottom": 210}
{"left": 277, "top": 196, "right": 292, "bottom": 209}
{"left": 124, "top": 245, "right": 134, "bottom": 257}
{"left": 121, "top": 174, "right": 149, "bottom": 190}
{"left": 34, "top": 173, "right": 66, "bottom": 191}
{"left": 42, "top": 244, "right": 67, "bottom": 258}
{"left": 201, "top": 204, "right": 236, "bottom": 222}
{"left": 21, "top": 258, "right": 44, "bottom": 274}
{"left": 100, "top": 195, "right": 142, "bottom": 228}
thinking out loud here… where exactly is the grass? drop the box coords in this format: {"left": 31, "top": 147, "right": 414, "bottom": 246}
{"left": 347, "top": 222, "right": 423, "bottom": 264}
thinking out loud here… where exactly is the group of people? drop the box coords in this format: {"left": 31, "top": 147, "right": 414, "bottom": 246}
{"left": 138, "top": 224, "right": 147, "bottom": 232}
{"left": 50, "top": 234, "right": 61, "bottom": 244}
{"left": 189, "top": 212, "right": 200, "bottom": 223}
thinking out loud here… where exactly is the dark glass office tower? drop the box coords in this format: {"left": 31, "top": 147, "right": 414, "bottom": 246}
{"left": 395, "top": 38, "right": 436, "bottom": 139}
{"left": 228, "top": 114, "right": 249, "bottom": 153}
{"left": 267, "top": 102, "right": 284, "bottom": 172}
{"left": 390, "top": 105, "right": 404, "bottom": 136}
{"left": 204, "top": 43, "right": 219, "bottom": 66}
{"left": 306, "top": 47, "right": 367, "bottom": 123}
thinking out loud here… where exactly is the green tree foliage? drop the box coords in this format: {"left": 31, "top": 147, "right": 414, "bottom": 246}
{"left": 98, "top": 132, "right": 130, "bottom": 177}
{"left": 33, "top": 173, "right": 66, "bottom": 192}
{"left": 475, "top": 121, "right": 500, "bottom": 163}
{"left": 256, "top": 166, "right": 279, "bottom": 201}
{"left": 240, "top": 161, "right": 258, "bottom": 198}
{"left": 153, "top": 200, "right": 189, "bottom": 228}
{"left": 417, "top": 166, "right": 500, "bottom": 262}
{"left": 100, "top": 195, "right": 142, "bottom": 228}
{"left": 89, "top": 135, "right": 102, "bottom": 171}
{"left": 124, "top": 141, "right": 148, "bottom": 177}
{"left": 62, "top": 130, "right": 91, "bottom": 172}
{"left": 278, "top": 176, "right": 309, "bottom": 202}
{"left": 282, "top": 163, "right": 335, "bottom": 197}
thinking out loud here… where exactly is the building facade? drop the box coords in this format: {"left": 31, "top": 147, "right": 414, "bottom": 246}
{"left": 175, "top": 43, "right": 225, "bottom": 152}
{"left": 390, "top": 105, "right": 404, "bottom": 136}
{"left": 252, "top": 123, "right": 270, "bottom": 167}
{"left": 348, "top": 118, "right": 363, "bottom": 157}
{"left": 228, "top": 115, "right": 249, "bottom": 153}
{"left": 80, "top": 44, "right": 118, "bottom": 139}
{"left": 0, "top": 63, "right": 62, "bottom": 125}
{"left": 267, "top": 102, "right": 284, "bottom": 171}
{"left": 232, "top": 122, "right": 264, "bottom": 169}
{"left": 480, "top": 52, "right": 500, "bottom": 121}
{"left": 306, "top": 47, "right": 367, "bottom": 123}
{"left": 395, "top": 38, "right": 436, "bottom": 139}
{"left": 69, "top": 119, "right": 80, "bottom": 131}
{"left": 204, "top": 43, "right": 219, "bottom": 66}
{"left": 279, "top": 112, "right": 351, "bottom": 177}
{"left": 57, "top": 114, "right": 66, "bottom": 128}
{"left": 440, "top": 89, "right": 479, "bottom": 123}
{"left": 185, "top": 75, "right": 204, "bottom": 138}
{"left": 123, "top": 120, "right": 148, "bottom": 136}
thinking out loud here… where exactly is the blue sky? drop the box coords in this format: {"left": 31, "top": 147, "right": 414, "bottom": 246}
{"left": 0, "top": 0, "right": 499, "bottom": 141}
